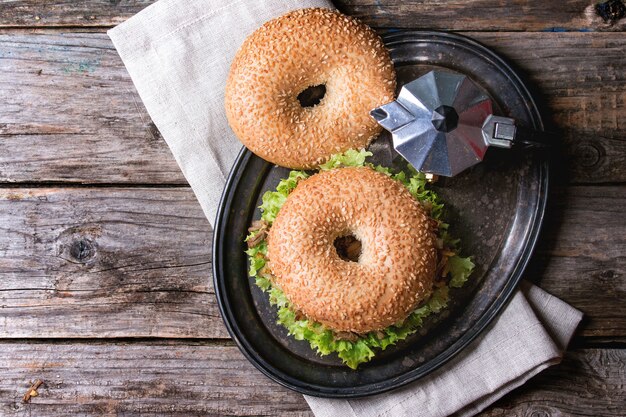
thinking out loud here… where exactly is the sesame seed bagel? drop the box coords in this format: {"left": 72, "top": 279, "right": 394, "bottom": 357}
{"left": 225, "top": 8, "right": 396, "bottom": 169}
{"left": 267, "top": 167, "right": 437, "bottom": 334}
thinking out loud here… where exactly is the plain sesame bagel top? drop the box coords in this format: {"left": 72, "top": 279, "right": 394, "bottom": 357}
{"left": 224, "top": 8, "right": 396, "bottom": 169}
{"left": 266, "top": 167, "right": 438, "bottom": 334}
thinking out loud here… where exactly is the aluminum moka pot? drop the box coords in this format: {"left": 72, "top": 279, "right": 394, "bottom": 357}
{"left": 371, "top": 70, "right": 551, "bottom": 177}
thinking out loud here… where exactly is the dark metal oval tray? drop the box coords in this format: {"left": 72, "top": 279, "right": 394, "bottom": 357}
{"left": 213, "top": 31, "right": 549, "bottom": 398}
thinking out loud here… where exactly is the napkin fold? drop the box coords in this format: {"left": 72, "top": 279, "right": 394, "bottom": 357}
{"left": 109, "top": 0, "right": 330, "bottom": 223}
{"left": 108, "top": 1, "right": 583, "bottom": 416}
{"left": 304, "top": 282, "right": 582, "bottom": 417}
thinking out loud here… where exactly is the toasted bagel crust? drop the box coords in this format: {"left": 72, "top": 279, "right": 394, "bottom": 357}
{"left": 267, "top": 167, "right": 437, "bottom": 333}
{"left": 225, "top": 8, "right": 396, "bottom": 169}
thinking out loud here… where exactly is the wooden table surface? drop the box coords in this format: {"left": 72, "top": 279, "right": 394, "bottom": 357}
{"left": 0, "top": 1, "right": 624, "bottom": 415}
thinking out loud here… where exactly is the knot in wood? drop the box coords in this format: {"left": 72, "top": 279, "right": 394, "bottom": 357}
{"left": 572, "top": 142, "right": 603, "bottom": 168}
{"left": 596, "top": 0, "right": 626, "bottom": 24}
{"left": 70, "top": 238, "right": 96, "bottom": 262}
{"left": 599, "top": 269, "right": 619, "bottom": 280}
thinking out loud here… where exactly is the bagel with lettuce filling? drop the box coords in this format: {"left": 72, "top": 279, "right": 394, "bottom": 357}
{"left": 246, "top": 149, "right": 475, "bottom": 369}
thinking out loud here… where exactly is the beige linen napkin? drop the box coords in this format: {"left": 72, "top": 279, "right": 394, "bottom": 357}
{"left": 305, "top": 282, "right": 582, "bottom": 417}
{"left": 108, "top": 1, "right": 583, "bottom": 416}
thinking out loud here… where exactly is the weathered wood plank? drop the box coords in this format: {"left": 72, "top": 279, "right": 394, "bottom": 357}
{"left": 0, "top": 187, "right": 228, "bottom": 339}
{"left": 0, "top": 31, "right": 623, "bottom": 185}
{"left": 475, "top": 32, "right": 626, "bottom": 184}
{"left": 0, "top": 31, "right": 187, "bottom": 185}
{"left": 0, "top": 345, "right": 622, "bottom": 416}
{"left": 338, "top": 0, "right": 626, "bottom": 32}
{"left": 0, "top": 343, "right": 312, "bottom": 416}
{"left": 1, "top": 0, "right": 625, "bottom": 32}
{"left": 530, "top": 185, "right": 626, "bottom": 338}
{"left": 0, "top": 1, "right": 154, "bottom": 28}
{"left": 0, "top": 185, "right": 623, "bottom": 338}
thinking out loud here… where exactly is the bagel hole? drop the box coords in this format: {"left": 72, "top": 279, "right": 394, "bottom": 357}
{"left": 297, "top": 84, "right": 326, "bottom": 107}
{"left": 334, "top": 234, "right": 362, "bottom": 263}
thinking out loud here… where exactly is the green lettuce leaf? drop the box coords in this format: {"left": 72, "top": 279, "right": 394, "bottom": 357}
{"left": 319, "top": 148, "right": 373, "bottom": 170}
{"left": 337, "top": 341, "right": 376, "bottom": 369}
{"left": 244, "top": 240, "right": 267, "bottom": 276}
{"left": 260, "top": 170, "right": 308, "bottom": 225}
{"left": 268, "top": 284, "right": 451, "bottom": 369}
{"left": 245, "top": 149, "right": 475, "bottom": 369}
{"left": 448, "top": 255, "right": 475, "bottom": 288}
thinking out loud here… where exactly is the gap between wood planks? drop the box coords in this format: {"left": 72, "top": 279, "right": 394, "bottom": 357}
{"left": 0, "top": 182, "right": 191, "bottom": 189}
{"left": 0, "top": 338, "right": 237, "bottom": 346}
{"left": 2, "top": 182, "right": 626, "bottom": 189}
{"left": 0, "top": 336, "right": 623, "bottom": 347}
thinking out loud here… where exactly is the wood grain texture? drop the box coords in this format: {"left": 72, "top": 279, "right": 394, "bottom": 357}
{"left": 0, "top": 31, "right": 186, "bottom": 185}
{"left": 0, "top": 185, "right": 623, "bottom": 339}
{"left": 337, "top": 0, "right": 626, "bottom": 32}
{"left": 0, "top": 344, "right": 622, "bottom": 416}
{"left": 0, "top": 187, "right": 228, "bottom": 339}
{"left": 0, "top": 31, "right": 623, "bottom": 185}
{"left": 1, "top": 0, "right": 625, "bottom": 31}
{"left": 475, "top": 32, "right": 626, "bottom": 185}
{"left": 0, "top": 343, "right": 312, "bottom": 416}
{"left": 0, "top": 0, "right": 155, "bottom": 28}
{"left": 531, "top": 185, "right": 626, "bottom": 337}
